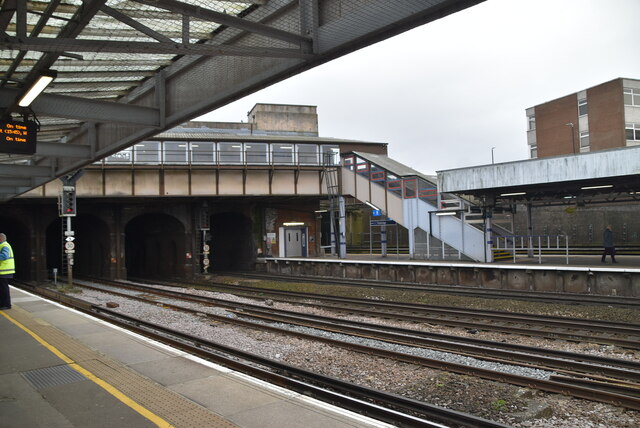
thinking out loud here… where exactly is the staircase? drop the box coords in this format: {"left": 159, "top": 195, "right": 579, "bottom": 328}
{"left": 340, "top": 152, "right": 491, "bottom": 262}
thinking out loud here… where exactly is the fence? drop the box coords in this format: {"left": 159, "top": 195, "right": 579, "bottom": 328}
{"left": 494, "top": 234, "right": 569, "bottom": 264}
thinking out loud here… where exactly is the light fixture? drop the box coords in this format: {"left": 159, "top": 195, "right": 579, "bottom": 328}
{"left": 314, "top": 209, "right": 328, "bottom": 213}
{"left": 435, "top": 211, "right": 457, "bottom": 216}
{"left": 364, "top": 201, "right": 380, "bottom": 210}
{"left": 499, "top": 192, "right": 526, "bottom": 197}
{"left": 18, "top": 70, "right": 57, "bottom": 107}
{"left": 283, "top": 222, "right": 305, "bottom": 226}
{"left": 580, "top": 184, "right": 613, "bottom": 190}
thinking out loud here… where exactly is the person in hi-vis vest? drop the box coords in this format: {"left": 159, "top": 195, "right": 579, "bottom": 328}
{"left": 0, "top": 233, "right": 15, "bottom": 310}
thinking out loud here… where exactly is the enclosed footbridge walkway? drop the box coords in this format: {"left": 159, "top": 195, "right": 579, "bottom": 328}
{"left": 339, "top": 152, "right": 490, "bottom": 262}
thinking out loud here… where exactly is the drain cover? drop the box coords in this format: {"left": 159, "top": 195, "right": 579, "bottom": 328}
{"left": 22, "top": 364, "right": 87, "bottom": 390}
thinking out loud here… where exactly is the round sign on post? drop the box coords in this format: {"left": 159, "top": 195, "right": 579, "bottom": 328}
{"left": 65, "top": 241, "right": 75, "bottom": 250}
{"left": 203, "top": 258, "right": 210, "bottom": 266}
{"left": 203, "top": 244, "right": 210, "bottom": 252}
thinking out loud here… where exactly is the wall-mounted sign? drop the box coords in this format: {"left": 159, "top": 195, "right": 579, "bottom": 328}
{"left": 370, "top": 220, "right": 397, "bottom": 226}
{"left": 0, "top": 120, "right": 37, "bottom": 154}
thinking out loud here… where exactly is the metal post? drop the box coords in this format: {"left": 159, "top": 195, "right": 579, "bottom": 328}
{"left": 381, "top": 224, "right": 387, "bottom": 258}
{"left": 538, "top": 235, "right": 542, "bottom": 264}
{"left": 459, "top": 211, "right": 464, "bottom": 260}
{"left": 396, "top": 223, "right": 399, "bottom": 258}
{"left": 526, "top": 203, "right": 533, "bottom": 258}
{"left": 485, "top": 208, "right": 493, "bottom": 263}
{"left": 66, "top": 216, "right": 73, "bottom": 288}
{"left": 338, "top": 196, "right": 346, "bottom": 259}
{"left": 369, "top": 220, "right": 372, "bottom": 256}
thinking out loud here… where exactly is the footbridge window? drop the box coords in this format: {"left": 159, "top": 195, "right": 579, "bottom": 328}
{"left": 101, "top": 142, "right": 338, "bottom": 167}
{"left": 342, "top": 154, "right": 439, "bottom": 205}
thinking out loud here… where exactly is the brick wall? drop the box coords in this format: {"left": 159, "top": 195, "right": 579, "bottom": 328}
{"left": 535, "top": 94, "right": 578, "bottom": 157}
{"left": 587, "top": 79, "right": 625, "bottom": 151}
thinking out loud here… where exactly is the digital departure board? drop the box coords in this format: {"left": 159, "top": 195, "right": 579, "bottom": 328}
{"left": 0, "top": 120, "right": 37, "bottom": 154}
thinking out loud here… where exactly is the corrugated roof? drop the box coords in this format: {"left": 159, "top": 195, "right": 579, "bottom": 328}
{"left": 152, "top": 129, "right": 386, "bottom": 145}
{"left": 352, "top": 151, "right": 436, "bottom": 184}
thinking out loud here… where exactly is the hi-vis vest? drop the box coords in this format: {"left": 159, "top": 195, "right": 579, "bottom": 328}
{"left": 0, "top": 241, "right": 15, "bottom": 275}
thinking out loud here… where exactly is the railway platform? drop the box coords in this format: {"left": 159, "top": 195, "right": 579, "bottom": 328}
{"left": 259, "top": 255, "right": 640, "bottom": 298}
{"left": 0, "top": 287, "right": 390, "bottom": 428}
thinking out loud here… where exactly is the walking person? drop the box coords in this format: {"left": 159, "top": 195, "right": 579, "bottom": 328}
{"left": 0, "top": 232, "right": 15, "bottom": 309}
{"left": 601, "top": 225, "right": 617, "bottom": 264}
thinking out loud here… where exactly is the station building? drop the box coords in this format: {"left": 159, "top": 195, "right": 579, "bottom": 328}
{"left": 526, "top": 78, "right": 640, "bottom": 158}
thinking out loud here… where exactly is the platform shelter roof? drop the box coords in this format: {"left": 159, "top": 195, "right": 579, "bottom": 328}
{"left": 437, "top": 146, "right": 640, "bottom": 207}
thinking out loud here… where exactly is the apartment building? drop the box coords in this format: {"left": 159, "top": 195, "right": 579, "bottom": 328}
{"left": 526, "top": 78, "right": 640, "bottom": 158}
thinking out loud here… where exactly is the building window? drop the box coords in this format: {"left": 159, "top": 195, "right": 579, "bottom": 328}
{"left": 296, "top": 144, "right": 319, "bottom": 165}
{"left": 527, "top": 115, "right": 536, "bottom": 130}
{"left": 218, "top": 142, "right": 243, "bottom": 164}
{"left": 530, "top": 145, "right": 537, "bottom": 159}
{"left": 134, "top": 141, "right": 160, "bottom": 163}
{"left": 579, "top": 131, "right": 590, "bottom": 151}
{"left": 191, "top": 142, "right": 215, "bottom": 164}
{"left": 320, "top": 145, "right": 340, "bottom": 165}
{"left": 105, "top": 148, "right": 132, "bottom": 164}
{"left": 272, "top": 144, "right": 295, "bottom": 164}
{"left": 624, "top": 88, "right": 640, "bottom": 106}
{"left": 578, "top": 98, "right": 588, "bottom": 116}
{"left": 163, "top": 141, "right": 188, "bottom": 164}
{"left": 627, "top": 123, "right": 640, "bottom": 141}
{"left": 245, "top": 143, "right": 269, "bottom": 164}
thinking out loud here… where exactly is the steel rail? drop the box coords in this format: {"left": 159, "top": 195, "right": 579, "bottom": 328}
{"left": 125, "top": 276, "right": 640, "bottom": 349}
{"left": 16, "top": 282, "right": 506, "bottom": 428}
{"left": 75, "top": 278, "right": 640, "bottom": 372}
{"left": 222, "top": 270, "right": 640, "bottom": 308}
{"left": 67, "top": 279, "right": 640, "bottom": 410}
{"left": 74, "top": 278, "right": 640, "bottom": 380}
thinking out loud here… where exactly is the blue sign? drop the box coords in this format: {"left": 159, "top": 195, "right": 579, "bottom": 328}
{"left": 372, "top": 209, "right": 381, "bottom": 217}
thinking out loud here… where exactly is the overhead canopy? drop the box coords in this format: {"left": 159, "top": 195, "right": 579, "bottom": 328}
{"left": 437, "top": 146, "right": 640, "bottom": 207}
{"left": 0, "top": 0, "right": 484, "bottom": 201}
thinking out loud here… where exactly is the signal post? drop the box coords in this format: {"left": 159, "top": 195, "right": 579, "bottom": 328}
{"left": 59, "top": 172, "right": 82, "bottom": 287}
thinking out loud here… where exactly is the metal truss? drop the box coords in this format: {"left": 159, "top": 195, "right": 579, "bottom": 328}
{"left": 0, "top": 0, "right": 484, "bottom": 201}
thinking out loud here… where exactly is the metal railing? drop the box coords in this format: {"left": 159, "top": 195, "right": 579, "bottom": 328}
{"left": 97, "top": 143, "right": 341, "bottom": 167}
{"left": 494, "top": 234, "right": 569, "bottom": 264}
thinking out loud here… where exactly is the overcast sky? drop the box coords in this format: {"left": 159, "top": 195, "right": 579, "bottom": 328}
{"left": 198, "top": 0, "right": 640, "bottom": 175}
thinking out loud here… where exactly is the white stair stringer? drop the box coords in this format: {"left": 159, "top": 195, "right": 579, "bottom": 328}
{"left": 341, "top": 166, "right": 488, "bottom": 262}
{"left": 404, "top": 197, "right": 487, "bottom": 262}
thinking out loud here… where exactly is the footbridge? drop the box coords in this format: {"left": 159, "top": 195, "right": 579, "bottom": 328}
{"left": 340, "top": 152, "right": 490, "bottom": 262}
{"left": 0, "top": 0, "right": 484, "bottom": 201}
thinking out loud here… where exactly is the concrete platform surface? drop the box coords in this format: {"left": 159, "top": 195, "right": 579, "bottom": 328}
{"left": 0, "top": 287, "right": 391, "bottom": 428}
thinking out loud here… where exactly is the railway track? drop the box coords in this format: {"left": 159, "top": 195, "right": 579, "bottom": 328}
{"left": 130, "top": 276, "right": 640, "bottom": 350}
{"left": 223, "top": 270, "right": 640, "bottom": 308}
{"left": 59, "top": 279, "right": 640, "bottom": 412}
{"left": 14, "top": 281, "right": 506, "bottom": 428}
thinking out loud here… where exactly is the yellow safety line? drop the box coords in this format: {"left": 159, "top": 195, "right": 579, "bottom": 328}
{"left": 0, "top": 310, "right": 174, "bottom": 428}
